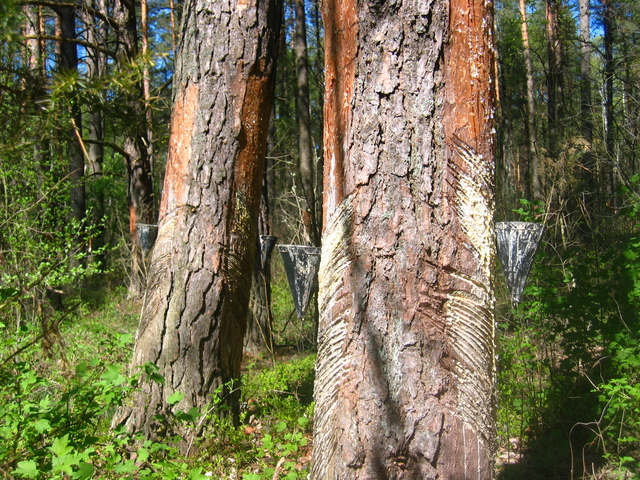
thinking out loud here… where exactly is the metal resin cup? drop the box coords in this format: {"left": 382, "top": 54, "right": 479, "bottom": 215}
{"left": 137, "top": 223, "right": 158, "bottom": 255}
{"left": 278, "top": 245, "right": 321, "bottom": 318}
{"left": 259, "top": 235, "right": 278, "bottom": 271}
{"left": 496, "top": 221, "right": 544, "bottom": 304}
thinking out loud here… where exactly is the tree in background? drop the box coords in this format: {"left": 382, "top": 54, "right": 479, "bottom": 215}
{"left": 311, "top": 0, "right": 496, "bottom": 476}
{"left": 112, "top": 0, "right": 156, "bottom": 296}
{"left": 294, "top": 0, "right": 319, "bottom": 246}
{"left": 113, "top": 0, "right": 282, "bottom": 442}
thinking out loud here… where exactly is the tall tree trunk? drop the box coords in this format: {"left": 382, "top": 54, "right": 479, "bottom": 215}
{"left": 113, "top": 0, "right": 282, "bottom": 444}
{"left": 311, "top": 0, "right": 496, "bottom": 476}
{"left": 57, "top": 5, "right": 86, "bottom": 237}
{"left": 244, "top": 196, "right": 276, "bottom": 355}
{"left": 546, "top": 0, "right": 563, "bottom": 159}
{"left": 622, "top": 41, "right": 637, "bottom": 176}
{"left": 245, "top": 162, "right": 276, "bottom": 355}
{"left": 24, "top": 5, "right": 51, "bottom": 175}
{"left": 519, "top": 0, "right": 540, "bottom": 200}
{"left": 602, "top": 0, "right": 616, "bottom": 205}
{"left": 140, "top": 0, "right": 155, "bottom": 173}
{"left": 83, "top": 0, "right": 106, "bottom": 177}
{"left": 294, "top": 0, "right": 318, "bottom": 245}
{"left": 579, "top": 0, "right": 596, "bottom": 214}
{"left": 83, "top": 0, "right": 107, "bottom": 263}
{"left": 23, "top": 5, "right": 42, "bottom": 75}
{"left": 112, "top": 0, "right": 155, "bottom": 296}
{"left": 168, "top": 0, "right": 177, "bottom": 54}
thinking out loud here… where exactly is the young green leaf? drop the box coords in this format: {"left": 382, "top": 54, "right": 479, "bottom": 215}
{"left": 167, "top": 391, "right": 185, "bottom": 405}
{"left": 13, "top": 460, "right": 39, "bottom": 478}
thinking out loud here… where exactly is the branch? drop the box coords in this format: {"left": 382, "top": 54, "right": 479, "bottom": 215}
{"left": 82, "top": 138, "right": 130, "bottom": 160}
{"left": 18, "top": 0, "right": 121, "bottom": 31}
{"left": 23, "top": 34, "right": 114, "bottom": 58}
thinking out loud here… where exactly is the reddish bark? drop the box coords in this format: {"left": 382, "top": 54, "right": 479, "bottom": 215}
{"left": 114, "top": 0, "right": 282, "bottom": 446}
{"left": 312, "top": 0, "right": 496, "bottom": 477}
{"left": 321, "top": 0, "right": 357, "bottom": 222}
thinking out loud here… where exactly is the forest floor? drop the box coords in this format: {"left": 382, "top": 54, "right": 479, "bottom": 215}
{"left": 1, "top": 285, "right": 632, "bottom": 479}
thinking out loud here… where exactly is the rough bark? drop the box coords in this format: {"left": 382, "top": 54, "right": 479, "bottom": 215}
{"left": 311, "top": 0, "right": 496, "bottom": 477}
{"left": 113, "top": 0, "right": 281, "bottom": 444}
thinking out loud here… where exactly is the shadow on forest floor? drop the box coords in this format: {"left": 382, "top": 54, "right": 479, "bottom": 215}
{"left": 496, "top": 432, "right": 605, "bottom": 479}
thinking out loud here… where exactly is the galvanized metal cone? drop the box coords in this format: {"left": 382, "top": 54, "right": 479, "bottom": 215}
{"left": 137, "top": 223, "right": 158, "bottom": 255}
{"left": 496, "top": 221, "right": 545, "bottom": 304}
{"left": 259, "top": 235, "right": 278, "bottom": 271}
{"left": 278, "top": 245, "right": 321, "bottom": 319}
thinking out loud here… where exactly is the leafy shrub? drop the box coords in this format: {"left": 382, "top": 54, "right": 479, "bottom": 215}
{"left": 243, "top": 354, "right": 315, "bottom": 420}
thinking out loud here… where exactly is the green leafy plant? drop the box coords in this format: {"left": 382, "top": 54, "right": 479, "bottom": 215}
{"left": 242, "top": 416, "right": 311, "bottom": 480}
{"left": 512, "top": 198, "right": 545, "bottom": 223}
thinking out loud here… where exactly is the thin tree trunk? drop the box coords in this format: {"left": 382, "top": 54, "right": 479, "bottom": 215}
{"left": 244, "top": 205, "right": 276, "bottom": 355}
{"left": 294, "top": 0, "right": 318, "bottom": 245}
{"left": 83, "top": 0, "right": 107, "bottom": 263}
{"left": 168, "top": 0, "right": 177, "bottom": 55}
{"left": 579, "top": 0, "right": 596, "bottom": 214}
{"left": 622, "top": 41, "right": 637, "bottom": 176}
{"left": 546, "top": 0, "right": 563, "bottom": 159}
{"left": 311, "top": 0, "right": 496, "bottom": 476}
{"left": 24, "top": 5, "right": 41, "bottom": 74}
{"left": 519, "top": 0, "right": 540, "bottom": 200}
{"left": 57, "top": 5, "right": 86, "bottom": 236}
{"left": 112, "top": 0, "right": 155, "bottom": 296}
{"left": 602, "top": 0, "right": 616, "bottom": 205}
{"left": 113, "top": 0, "right": 282, "bottom": 445}
{"left": 140, "top": 0, "right": 155, "bottom": 174}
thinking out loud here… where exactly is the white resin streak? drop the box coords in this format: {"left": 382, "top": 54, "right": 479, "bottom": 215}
{"left": 311, "top": 198, "right": 353, "bottom": 478}
{"left": 445, "top": 142, "right": 496, "bottom": 461}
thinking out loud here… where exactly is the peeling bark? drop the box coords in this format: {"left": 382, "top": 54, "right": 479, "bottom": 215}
{"left": 113, "top": 0, "right": 282, "bottom": 445}
{"left": 311, "top": 0, "right": 496, "bottom": 477}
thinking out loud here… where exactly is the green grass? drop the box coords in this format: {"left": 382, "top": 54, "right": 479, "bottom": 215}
{"left": 0, "top": 279, "right": 314, "bottom": 479}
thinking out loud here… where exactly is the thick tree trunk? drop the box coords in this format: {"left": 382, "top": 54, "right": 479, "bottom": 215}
{"left": 311, "top": 0, "right": 496, "bottom": 477}
{"left": 114, "top": 0, "right": 281, "bottom": 444}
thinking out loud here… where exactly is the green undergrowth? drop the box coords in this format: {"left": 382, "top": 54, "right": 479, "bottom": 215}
{"left": 496, "top": 197, "right": 640, "bottom": 479}
{"left": 0, "top": 289, "right": 315, "bottom": 480}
